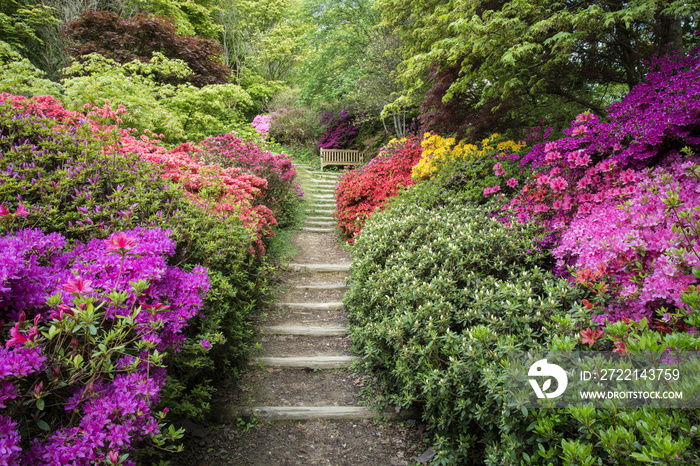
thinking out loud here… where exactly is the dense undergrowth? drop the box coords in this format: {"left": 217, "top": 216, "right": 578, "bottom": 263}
{"left": 341, "top": 48, "right": 700, "bottom": 464}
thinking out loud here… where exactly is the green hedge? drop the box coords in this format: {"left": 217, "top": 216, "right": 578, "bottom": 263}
{"left": 346, "top": 182, "right": 700, "bottom": 464}
{"left": 346, "top": 197, "right": 590, "bottom": 463}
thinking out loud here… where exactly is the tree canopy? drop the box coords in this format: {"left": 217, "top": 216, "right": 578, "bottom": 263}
{"left": 378, "top": 0, "right": 700, "bottom": 137}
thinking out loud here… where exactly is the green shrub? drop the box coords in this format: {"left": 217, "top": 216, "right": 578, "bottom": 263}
{"left": 62, "top": 53, "right": 252, "bottom": 144}
{"left": 0, "top": 41, "right": 63, "bottom": 97}
{"left": 348, "top": 189, "right": 700, "bottom": 464}
{"left": 346, "top": 198, "right": 590, "bottom": 463}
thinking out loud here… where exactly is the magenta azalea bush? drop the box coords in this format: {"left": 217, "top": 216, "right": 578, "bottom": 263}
{"left": 0, "top": 228, "right": 208, "bottom": 465}
{"left": 317, "top": 108, "right": 359, "bottom": 149}
{"left": 486, "top": 49, "right": 700, "bottom": 330}
{"left": 553, "top": 157, "right": 700, "bottom": 324}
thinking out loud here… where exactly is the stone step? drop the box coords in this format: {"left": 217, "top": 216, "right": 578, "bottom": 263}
{"left": 273, "top": 302, "right": 344, "bottom": 311}
{"left": 265, "top": 308, "right": 347, "bottom": 328}
{"left": 217, "top": 405, "right": 419, "bottom": 423}
{"left": 309, "top": 201, "right": 336, "bottom": 207}
{"left": 310, "top": 180, "right": 338, "bottom": 186}
{"left": 247, "top": 406, "right": 375, "bottom": 421}
{"left": 305, "top": 220, "right": 336, "bottom": 227}
{"left": 308, "top": 209, "right": 334, "bottom": 215}
{"left": 262, "top": 326, "right": 348, "bottom": 336}
{"left": 301, "top": 227, "right": 335, "bottom": 233}
{"left": 286, "top": 263, "right": 351, "bottom": 274}
{"left": 293, "top": 283, "right": 348, "bottom": 290}
{"left": 259, "top": 334, "right": 350, "bottom": 357}
{"left": 305, "top": 191, "right": 335, "bottom": 197}
{"left": 252, "top": 356, "right": 358, "bottom": 369}
{"left": 310, "top": 194, "right": 335, "bottom": 199}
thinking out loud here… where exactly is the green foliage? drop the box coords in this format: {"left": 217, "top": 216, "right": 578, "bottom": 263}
{"left": 297, "top": 0, "right": 402, "bottom": 116}
{"left": 0, "top": 40, "right": 63, "bottom": 97}
{"left": 215, "top": 0, "right": 304, "bottom": 84}
{"left": 347, "top": 198, "right": 586, "bottom": 462}
{"left": 378, "top": 0, "right": 700, "bottom": 135}
{"left": 61, "top": 52, "right": 252, "bottom": 143}
{"left": 167, "top": 81, "right": 253, "bottom": 142}
{"left": 240, "top": 72, "right": 289, "bottom": 117}
{"left": 136, "top": 0, "right": 222, "bottom": 38}
{"left": 0, "top": 0, "right": 56, "bottom": 52}
{"left": 347, "top": 183, "right": 700, "bottom": 463}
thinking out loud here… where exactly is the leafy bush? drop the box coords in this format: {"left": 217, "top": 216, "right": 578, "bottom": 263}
{"left": 346, "top": 199, "right": 587, "bottom": 463}
{"left": 0, "top": 227, "right": 207, "bottom": 465}
{"left": 61, "top": 53, "right": 252, "bottom": 144}
{"left": 267, "top": 90, "right": 321, "bottom": 150}
{"left": 334, "top": 136, "right": 422, "bottom": 240}
{"left": 0, "top": 41, "right": 63, "bottom": 98}
{"left": 405, "top": 132, "right": 529, "bottom": 209}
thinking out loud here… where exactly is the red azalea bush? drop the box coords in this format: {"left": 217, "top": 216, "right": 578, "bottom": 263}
{"left": 334, "top": 136, "right": 422, "bottom": 240}
{"left": 128, "top": 138, "right": 277, "bottom": 254}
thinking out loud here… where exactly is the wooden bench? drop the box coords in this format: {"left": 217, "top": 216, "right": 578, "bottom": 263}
{"left": 319, "top": 149, "right": 368, "bottom": 171}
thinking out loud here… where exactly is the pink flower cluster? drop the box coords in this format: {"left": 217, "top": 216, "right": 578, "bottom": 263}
{"left": 251, "top": 113, "right": 275, "bottom": 138}
{"left": 199, "top": 133, "right": 303, "bottom": 226}
{"left": 116, "top": 135, "right": 277, "bottom": 254}
{"left": 483, "top": 185, "right": 501, "bottom": 197}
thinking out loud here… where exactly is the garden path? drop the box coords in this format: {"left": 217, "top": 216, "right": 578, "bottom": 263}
{"left": 170, "top": 165, "right": 427, "bottom": 465}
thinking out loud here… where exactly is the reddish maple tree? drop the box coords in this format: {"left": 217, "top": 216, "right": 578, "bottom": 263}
{"left": 66, "top": 10, "right": 231, "bottom": 87}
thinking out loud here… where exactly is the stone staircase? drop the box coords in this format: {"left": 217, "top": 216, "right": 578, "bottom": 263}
{"left": 221, "top": 165, "right": 388, "bottom": 422}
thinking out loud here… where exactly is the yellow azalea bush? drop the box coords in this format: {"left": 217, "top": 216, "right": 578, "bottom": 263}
{"left": 411, "top": 132, "right": 524, "bottom": 181}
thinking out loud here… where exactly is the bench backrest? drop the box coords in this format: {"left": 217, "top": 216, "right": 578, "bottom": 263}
{"left": 320, "top": 149, "right": 368, "bottom": 170}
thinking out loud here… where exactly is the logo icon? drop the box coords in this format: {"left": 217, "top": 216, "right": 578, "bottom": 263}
{"left": 528, "top": 358, "right": 568, "bottom": 399}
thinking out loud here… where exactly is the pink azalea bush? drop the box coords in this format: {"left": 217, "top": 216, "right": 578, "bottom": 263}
{"left": 251, "top": 113, "right": 274, "bottom": 138}
{"left": 0, "top": 228, "right": 209, "bottom": 465}
{"left": 500, "top": 48, "right": 700, "bottom": 327}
